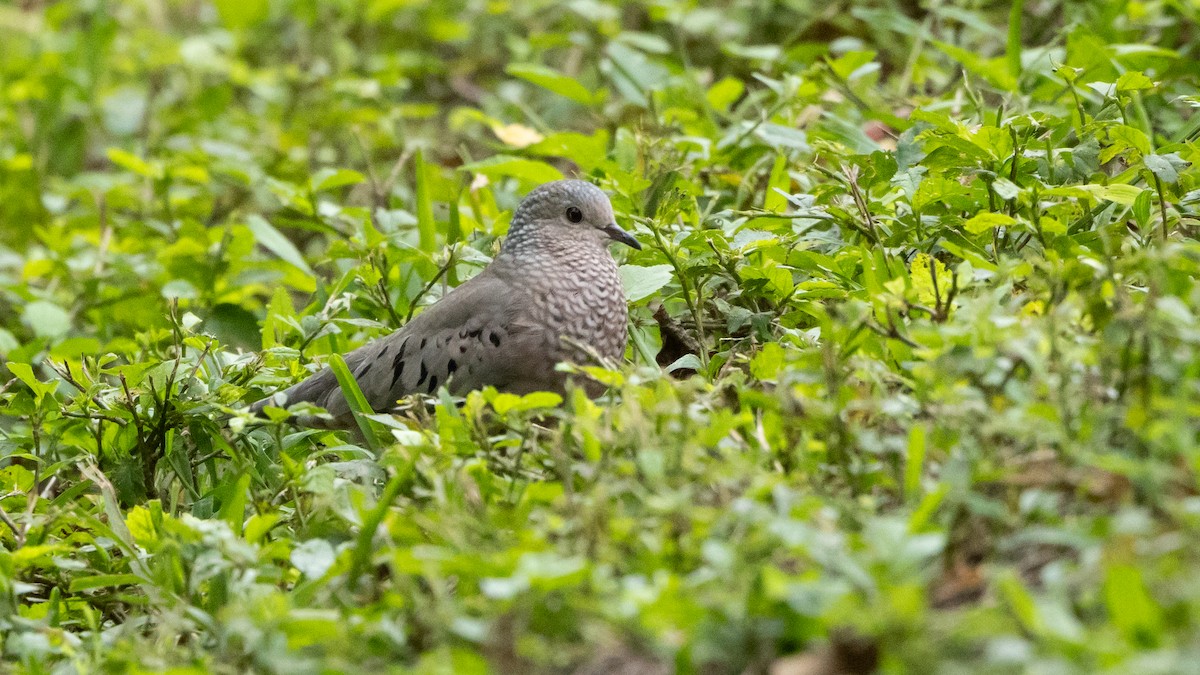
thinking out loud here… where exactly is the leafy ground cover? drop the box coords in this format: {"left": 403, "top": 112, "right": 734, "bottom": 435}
{"left": 2, "top": 0, "right": 1200, "bottom": 672}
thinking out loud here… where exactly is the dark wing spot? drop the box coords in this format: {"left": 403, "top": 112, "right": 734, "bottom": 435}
{"left": 489, "top": 332, "right": 501, "bottom": 347}
{"left": 358, "top": 362, "right": 373, "bottom": 377}
{"left": 390, "top": 351, "right": 406, "bottom": 388}
{"left": 417, "top": 361, "right": 428, "bottom": 386}
{"left": 427, "top": 375, "right": 438, "bottom": 394}
{"left": 420, "top": 337, "right": 427, "bottom": 349}
{"left": 379, "top": 346, "right": 389, "bottom": 359}
{"left": 447, "top": 359, "right": 457, "bottom": 374}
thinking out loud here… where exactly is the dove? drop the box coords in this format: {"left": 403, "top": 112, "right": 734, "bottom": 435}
{"left": 250, "top": 179, "right": 641, "bottom": 427}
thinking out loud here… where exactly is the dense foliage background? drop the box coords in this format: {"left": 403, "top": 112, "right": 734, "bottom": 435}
{"left": 2, "top": 0, "right": 1199, "bottom": 672}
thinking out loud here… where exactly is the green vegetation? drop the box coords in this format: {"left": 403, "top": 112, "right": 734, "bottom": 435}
{"left": 2, "top": 0, "right": 1199, "bottom": 672}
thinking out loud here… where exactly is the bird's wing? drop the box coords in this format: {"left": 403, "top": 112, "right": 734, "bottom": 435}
{"left": 251, "top": 268, "right": 546, "bottom": 426}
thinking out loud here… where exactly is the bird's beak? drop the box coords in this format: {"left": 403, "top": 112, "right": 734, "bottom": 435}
{"left": 602, "top": 222, "right": 642, "bottom": 250}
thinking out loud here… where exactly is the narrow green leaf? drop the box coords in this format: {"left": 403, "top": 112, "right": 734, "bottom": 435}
{"left": 105, "top": 147, "right": 159, "bottom": 179}
{"left": 905, "top": 424, "right": 927, "bottom": 498}
{"left": 69, "top": 574, "right": 145, "bottom": 592}
{"left": 998, "top": 571, "right": 1041, "bottom": 633}
{"left": 246, "top": 215, "right": 314, "bottom": 275}
{"left": 217, "top": 472, "right": 251, "bottom": 536}
{"left": 310, "top": 168, "right": 365, "bottom": 192}
{"left": 328, "top": 353, "right": 382, "bottom": 454}
{"left": 349, "top": 469, "right": 408, "bottom": 589}
{"left": 1006, "top": 0, "right": 1024, "bottom": 79}
{"left": 506, "top": 63, "right": 594, "bottom": 104}
{"left": 765, "top": 154, "right": 789, "bottom": 212}
{"left": 414, "top": 149, "right": 438, "bottom": 256}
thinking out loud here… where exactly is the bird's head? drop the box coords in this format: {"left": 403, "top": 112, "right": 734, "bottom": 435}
{"left": 505, "top": 179, "right": 641, "bottom": 252}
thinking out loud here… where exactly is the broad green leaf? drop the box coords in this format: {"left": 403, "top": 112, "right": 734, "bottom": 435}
{"left": 619, "top": 264, "right": 673, "bottom": 302}
{"left": 963, "top": 212, "right": 1016, "bottom": 234}
{"left": 1144, "top": 153, "right": 1187, "bottom": 184}
{"left": 1104, "top": 563, "right": 1162, "bottom": 643}
{"left": 491, "top": 391, "right": 563, "bottom": 415}
{"left": 7, "top": 362, "right": 56, "bottom": 403}
{"left": 1044, "top": 183, "right": 1145, "bottom": 205}
{"left": 706, "top": 76, "right": 744, "bottom": 113}
{"left": 21, "top": 299, "right": 69, "bottom": 336}
{"left": 1116, "top": 71, "right": 1154, "bottom": 91}
{"left": 462, "top": 155, "right": 564, "bottom": 185}
{"left": 292, "top": 539, "right": 337, "bottom": 579}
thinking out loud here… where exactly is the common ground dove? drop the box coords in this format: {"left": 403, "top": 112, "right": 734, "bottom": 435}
{"left": 250, "top": 179, "right": 640, "bottom": 426}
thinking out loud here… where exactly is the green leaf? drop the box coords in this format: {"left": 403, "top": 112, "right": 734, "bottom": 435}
{"left": 706, "top": 76, "right": 744, "bottom": 113}
{"left": 1116, "top": 71, "right": 1154, "bottom": 92}
{"left": 765, "top": 154, "right": 789, "bottom": 212}
{"left": 1044, "top": 183, "right": 1145, "bottom": 205}
{"left": 213, "top": 0, "right": 268, "bottom": 29}
{"left": 217, "top": 472, "right": 251, "bottom": 536}
{"left": 998, "top": 571, "right": 1041, "bottom": 633}
{"left": 506, "top": 63, "right": 594, "bottom": 105}
{"left": 462, "top": 155, "right": 564, "bottom": 185}
{"left": 619, "top": 264, "right": 673, "bottom": 302}
{"left": 6, "top": 362, "right": 55, "bottom": 403}
{"left": 310, "top": 168, "right": 365, "bottom": 192}
{"left": 491, "top": 391, "right": 563, "bottom": 414}
{"left": 905, "top": 424, "right": 927, "bottom": 498}
{"left": 1104, "top": 563, "right": 1162, "bottom": 644}
{"left": 105, "top": 147, "right": 160, "bottom": 179}
{"left": 749, "top": 342, "right": 785, "bottom": 380}
{"left": 963, "top": 212, "right": 1016, "bottom": 234}
{"left": 47, "top": 336, "right": 100, "bottom": 359}
{"left": 1144, "top": 153, "right": 1187, "bottom": 184}
{"left": 1006, "top": 0, "right": 1024, "bottom": 78}
{"left": 245, "top": 215, "right": 314, "bottom": 275}
{"left": 933, "top": 41, "right": 1018, "bottom": 90}
{"left": 292, "top": 539, "right": 337, "bottom": 579}
{"left": 21, "top": 300, "right": 70, "bottom": 338}
{"left": 329, "top": 353, "right": 382, "bottom": 454}
{"left": 68, "top": 574, "right": 144, "bottom": 592}
{"left": 414, "top": 149, "right": 438, "bottom": 258}
{"left": 1132, "top": 188, "right": 1153, "bottom": 229}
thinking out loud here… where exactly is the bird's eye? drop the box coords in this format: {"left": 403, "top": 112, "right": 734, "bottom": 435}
{"left": 565, "top": 206, "right": 583, "bottom": 223}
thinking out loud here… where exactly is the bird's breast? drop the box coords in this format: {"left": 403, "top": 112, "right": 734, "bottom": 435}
{"left": 516, "top": 245, "right": 629, "bottom": 364}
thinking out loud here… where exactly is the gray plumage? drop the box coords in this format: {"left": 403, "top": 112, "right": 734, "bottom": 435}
{"left": 249, "top": 179, "right": 640, "bottom": 427}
